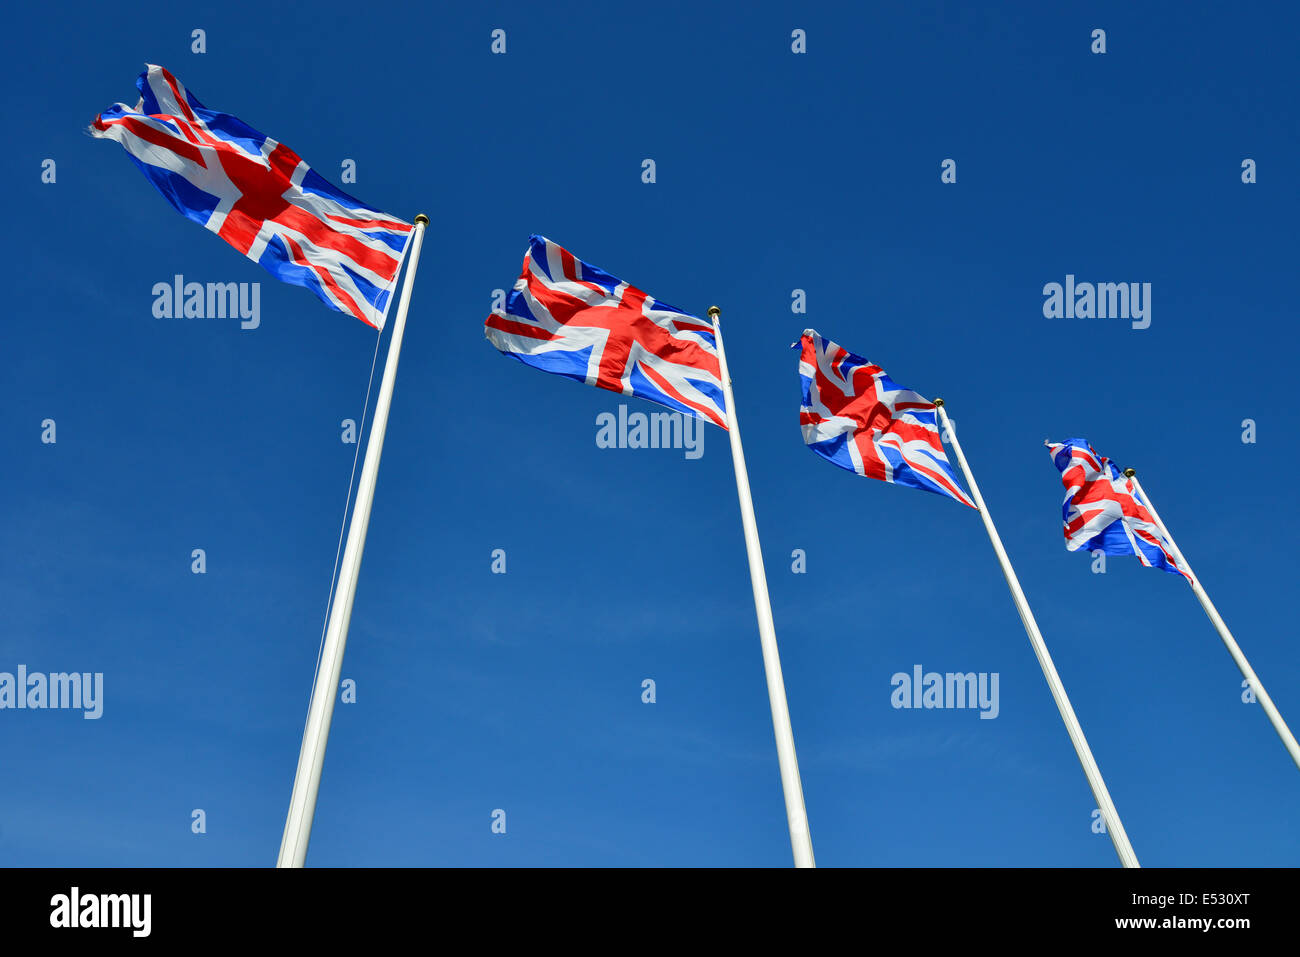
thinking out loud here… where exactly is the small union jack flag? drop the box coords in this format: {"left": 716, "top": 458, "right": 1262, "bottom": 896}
{"left": 1046, "top": 438, "right": 1190, "bottom": 579}
{"left": 484, "top": 236, "right": 727, "bottom": 428}
{"left": 797, "top": 330, "right": 975, "bottom": 508}
{"left": 91, "top": 65, "right": 412, "bottom": 329}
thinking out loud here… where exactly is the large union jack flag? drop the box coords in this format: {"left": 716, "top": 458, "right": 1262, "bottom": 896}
{"left": 798, "top": 330, "right": 975, "bottom": 508}
{"left": 1046, "top": 438, "right": 1190, "bottom": 579}
{"left": 484, "top": 236, "right": 727, "bottom": 428}
{"left": 91, "top": 65, "right": 412, "bottom": 329}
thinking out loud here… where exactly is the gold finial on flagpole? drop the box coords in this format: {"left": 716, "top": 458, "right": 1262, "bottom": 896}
{"left": 1123, "top": 468, "right": 1136, "bottom": 478}
{"left": 933, "top": 398, "right": 945, "bottom": 407}
{"left": 707, "top": 306, "right": 720, "bottom": 318}
{"left": 414, "top": 214, "right": 430, "bottom": 226}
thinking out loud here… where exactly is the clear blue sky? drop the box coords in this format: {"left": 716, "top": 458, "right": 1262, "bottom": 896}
{"left": 3, "top": 1, "right": 1297, "bottom": 866}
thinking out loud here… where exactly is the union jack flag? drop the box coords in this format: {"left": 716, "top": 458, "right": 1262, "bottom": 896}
{"left": 1046, "top": 438, "right": 1190, "bottom": 579}
{"left": 797, "top": 330, "right": 975, "bottom": 508}
{"left": 484, "top": 236, "right": 727, "bottom": 429}
{"left": 91, "top": 65, "right": 412, "bottom": 329}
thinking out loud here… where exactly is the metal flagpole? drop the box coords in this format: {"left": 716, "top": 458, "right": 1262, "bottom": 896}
{"left": 708, "top": 306, "right": 815, "bottom": 868}
{"left": 935, "top": 401, "right": 1139, "bottom": 868}
{"left": 1125, "top": 470, "right": 1300, "bottom": 772}
{"left": 277, "top": 214, "right": 429, "bottom": 868}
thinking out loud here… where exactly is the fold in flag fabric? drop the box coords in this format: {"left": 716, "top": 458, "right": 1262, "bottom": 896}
{"left": 797, "top": 330, "right": 975, "bottom": 508}
{"left": 1046, "top": 438, "right": 1191, "bottom": 579}
{"left": 91, "top": 65, "right": 412, "bottom": 329}
{"left": 484, "top": 236, "right": 728, "bottom": 429}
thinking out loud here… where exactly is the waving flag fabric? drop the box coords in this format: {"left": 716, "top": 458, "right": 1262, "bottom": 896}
{"left": 1046, "top": 439, "right": 1190, "bottom": 579}
{"left": 91, "top": 65, "right": 412, "bottom": 329}
{"left": 797, "top": 330, "right": 975, "bottom": 508}
{"left": 484, "top": 236, "right": 728, "bottom": 429}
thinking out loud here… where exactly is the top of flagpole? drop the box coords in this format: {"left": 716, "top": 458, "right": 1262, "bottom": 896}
{"left": 707, "top": 305, "right": 720, "bottom": 318}
{"left": 1123, "top": 468, "right": 1136, "bottom": 477}
{"left": 933, "top": 397, "right": 944, "bottom": 406}
{"left": 414, "top": 214, "right": 429, "bottom": 226}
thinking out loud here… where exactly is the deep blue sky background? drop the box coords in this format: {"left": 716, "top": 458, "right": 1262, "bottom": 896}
{"left": 3, "top": 1, "right": 1297, "bottom": 866}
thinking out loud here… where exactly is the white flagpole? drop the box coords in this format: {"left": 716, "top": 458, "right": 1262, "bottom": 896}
{"left": 935, "top": 401, "right": 1139, "bottom": 868}
{"left": 277, "top": 214, "right": 429, "bottom": 868}
{"left": 1125, "top": 470, "right": 1300, "bottom": 772}
{"left": 708, "top": 306, "right": 815, "bottom": 868}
